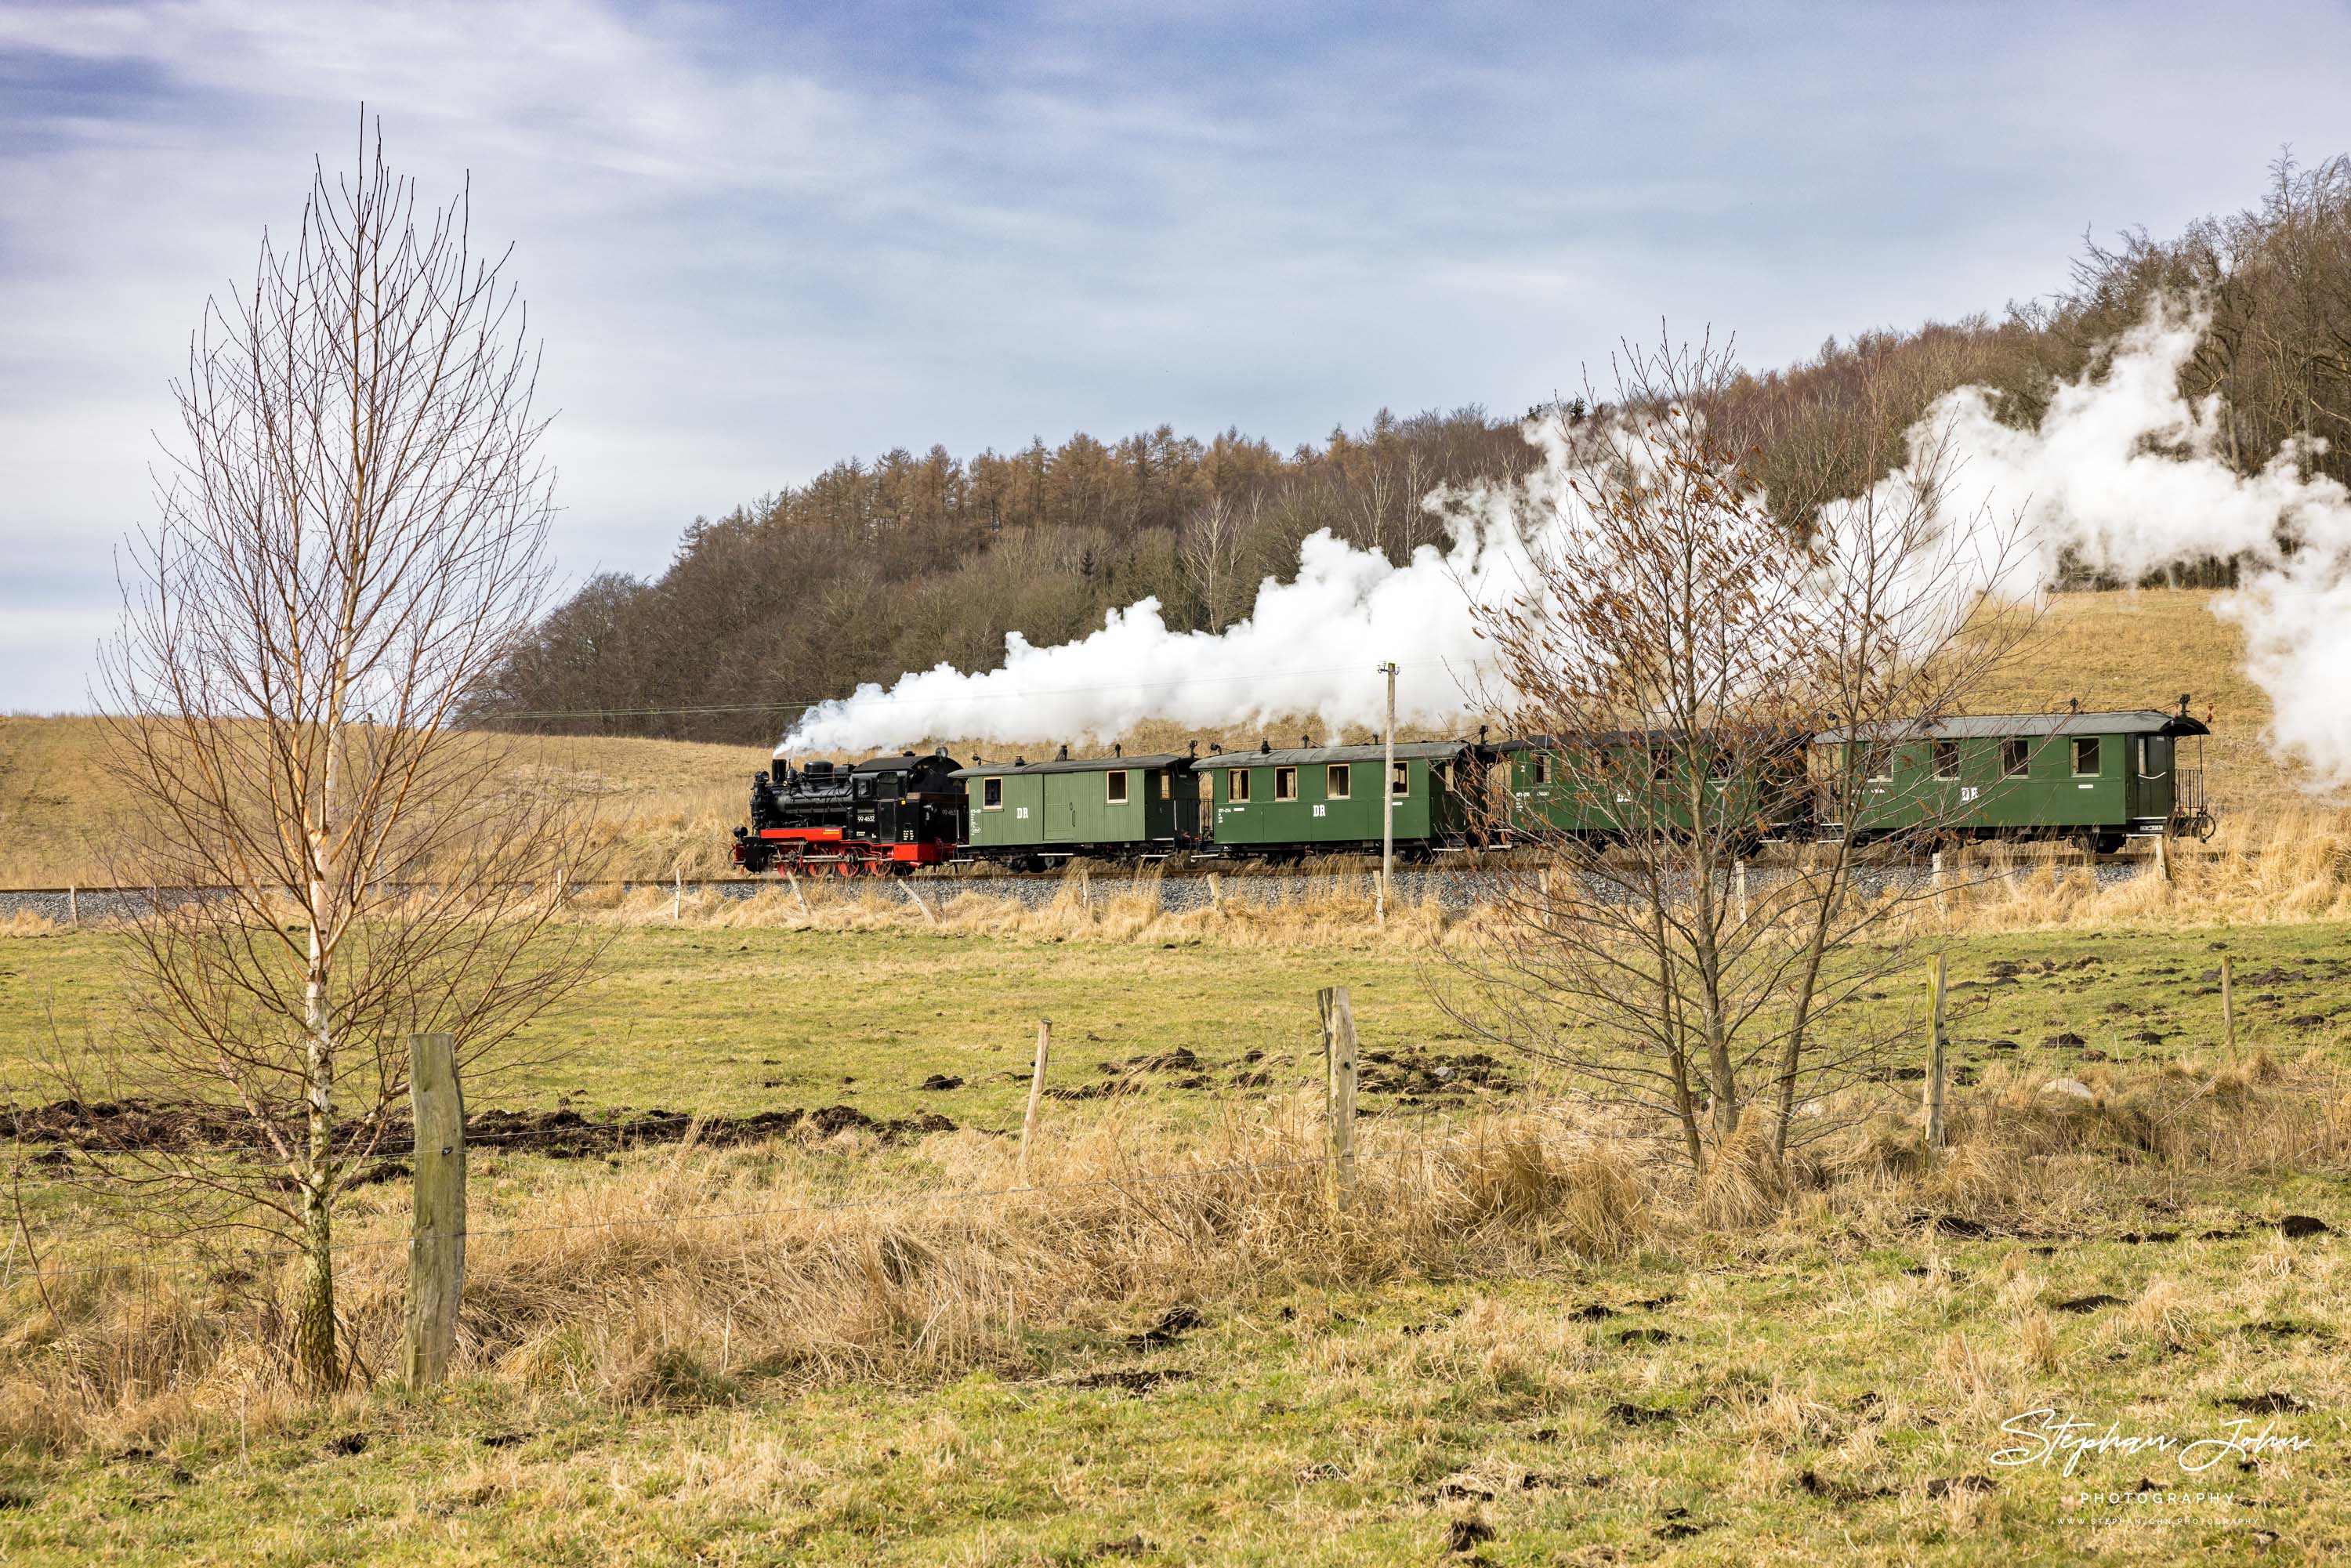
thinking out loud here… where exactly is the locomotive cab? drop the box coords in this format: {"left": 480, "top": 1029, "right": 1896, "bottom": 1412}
{"left": 733, "top": 748, "right": 965, "bottom": 876}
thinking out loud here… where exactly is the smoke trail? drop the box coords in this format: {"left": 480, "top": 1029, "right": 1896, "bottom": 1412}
{"left": 1838, "top": 299, "right": 2351, "bottom": 788}
{"left": 777, "top": 487, "right": 1549, "bottom": 751}
{"left": 787, "top": 302, "right": 2351, "bottom": 787}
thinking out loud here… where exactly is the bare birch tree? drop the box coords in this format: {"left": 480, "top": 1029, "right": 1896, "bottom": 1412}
{"left": 81, "top": 123, "right": 599, "bottom": 1389}
{"left": 1445, "top": 335, "right": 2031, "bottom": 1176}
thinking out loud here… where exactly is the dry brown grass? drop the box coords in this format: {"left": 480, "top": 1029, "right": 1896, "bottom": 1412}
{"left": 0, "top": 715, "right": 768, "bottom": 888}
{"left": 7, "top": 1052, "right": 2349, "bottom": 1457}
{"left": 580, "top": 867, "right": 1473, "bottom": 951}
{"left": 1922, "top": 808, "right": 2351, "bottom": 933}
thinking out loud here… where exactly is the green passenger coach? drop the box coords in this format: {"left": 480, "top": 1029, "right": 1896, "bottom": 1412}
{"left": 1814, "top": 707, "right": 2213, "bottom": 853}
{"left": 1494, "top": 730, "right": 1814, "bottom": 848}
{"left": 949, "top": 749, "right": 1200, "bottom": 870}
{"left": 1204, "top": 741, "right": 1487, "bottom": 857}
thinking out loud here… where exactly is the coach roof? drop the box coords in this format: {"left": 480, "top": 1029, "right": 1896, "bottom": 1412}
{"left": 1815, "top": 709, "right": 2212, "bottom": 744}
{"left": 951, "top": 753, "right": 1190, "bottom": 779}
{"left": 1209, "top": 741, "right": 1472, "bottom": 769}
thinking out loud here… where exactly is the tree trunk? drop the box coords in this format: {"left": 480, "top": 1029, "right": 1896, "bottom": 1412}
{"left": 294, "top": 1171, "right": 339, "bottom": 1389}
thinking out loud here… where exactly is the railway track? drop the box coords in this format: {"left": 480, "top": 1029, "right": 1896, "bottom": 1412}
{"left": 0, "top": 851, "right": 2168, "bottom": 923}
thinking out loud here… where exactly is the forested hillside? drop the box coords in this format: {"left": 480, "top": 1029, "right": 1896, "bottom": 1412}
{"left": 470, "top": 155, "right": 2351, "bottom": 745}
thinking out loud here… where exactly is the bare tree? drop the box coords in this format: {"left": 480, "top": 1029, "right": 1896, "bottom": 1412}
{"left": 80, "top": 122, "right": 600, "bottom": 1390}
{"left": 1444, "top": 335, "right": 2031, "bottom": 1175}
{"left": 1176, "top": 492, "right": 1251, "bottom": 632}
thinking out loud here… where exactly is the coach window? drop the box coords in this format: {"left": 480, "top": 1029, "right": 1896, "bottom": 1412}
{"left": 981, "top": 777, "right": 1003, "bottom": 809}
{"left": 1157, "top": 772, "right": 1171, "bottom": 800}
{"left": 1864, "top": 744, "right": 1894, "bottom": 782}
{"left": 1391, "top": 761, "right": 1410, "bottom": 795}
{"left": 1932, "top": 741, "right": 1960, "bottom": 780}
{"left": 1107, "top": 770, "right": 1129, "bottom": 805}
{"left": 1532, "top": 754, "right": 1552, "bottom": 785}
{"left": 1275, "top": 766, "right": 1299, "bottom": 802}
{"left": 1326, "top": 763, "right": 1351, "bottom": 800}
{"left": 2140, "top": 735, "right": 2172, "bottom": 777}
{"left": 2072, "top": 737, "right": 2102, "bottom": 778}
{"left": 2001, "top": 737, "right": 2029, "bottom": 778}
{"left": 1229, "top": 768, "right": 1250, "bottom": 802}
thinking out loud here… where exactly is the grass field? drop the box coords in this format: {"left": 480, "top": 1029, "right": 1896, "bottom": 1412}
{"left": 5, "top": 914, "right": 2351, "bottom": 1563}
{"left": 6, "top": 914, "right": 2349, "bottom": 1127}
{"left": 2, "top": 588, "right": 2341, "bottom": 889}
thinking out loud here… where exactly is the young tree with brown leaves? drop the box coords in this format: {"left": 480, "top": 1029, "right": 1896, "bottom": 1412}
{"left": 1447, "top": 335, "right": 2030, "bottom": 1177}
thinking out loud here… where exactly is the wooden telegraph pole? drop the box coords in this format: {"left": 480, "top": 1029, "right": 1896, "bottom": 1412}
{"left": 1378, "top": 661, "right": 1397, "bottom": 928}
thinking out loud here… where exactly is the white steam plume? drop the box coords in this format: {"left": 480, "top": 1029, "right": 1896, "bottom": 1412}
{"left": 787, "top": 301, "right": 2351, "bottom": 788}
{"left": 1838, "top": 299, "right": 2351, "bottom": 788}
{"left": 778, "top": 500, "right": 1550, "bottom": 751}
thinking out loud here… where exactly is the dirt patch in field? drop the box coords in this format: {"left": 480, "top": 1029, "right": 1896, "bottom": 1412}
{"left": 2, "top": 1098, "right": 955, "bottom": 1162}
{"left": 1357, "top": 1045, "right": 1517, "bottom": 1103}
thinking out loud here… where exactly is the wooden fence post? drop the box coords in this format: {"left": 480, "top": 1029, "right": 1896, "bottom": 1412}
{"left": 901, "top": 880, "right": 937, "bottom": 925}
{"left": 2222, "top": 956, "right": 2237, "bottom": 1059}
{"left": 1207, "top": 871, "right": 1223, "bottom": 913}
{"left": 404, "top": 1031, "right": 466, "bottom": 1388}
{"left": 1734, "top": 860, "right": 1749, "bottom": 927}
{"left": 784, "top": 865, "right": 810, "bottom": 918}
{"left": 1317, "top": 987, "right": 1359, "bottom": 1207}
{"left": 672, "top": 868, "right": 683, "bottom": 922}
{"left": 1924, "top": 954, "right": 1948, "bottom": 1159}
{"left": 67, "top": 885, "right": 78, "bottom": 929}
{"left": 2155, "top": 831, "right": 2173, "bottom": 884}
{"left": 1019, "top": 1019, "right": 1052, "bottom": 1183}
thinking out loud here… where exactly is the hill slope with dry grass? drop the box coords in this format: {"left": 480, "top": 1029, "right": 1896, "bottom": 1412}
{"left": 0, "top": 719, "right": 770, "bottom": 889}
{"left": 0, "top": 590, "right": 2332, "bottom": 888}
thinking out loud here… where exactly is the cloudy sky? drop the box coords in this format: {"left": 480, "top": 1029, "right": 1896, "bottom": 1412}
{"left": 5, "top": 0, "right": 2350, "bottom": 712}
